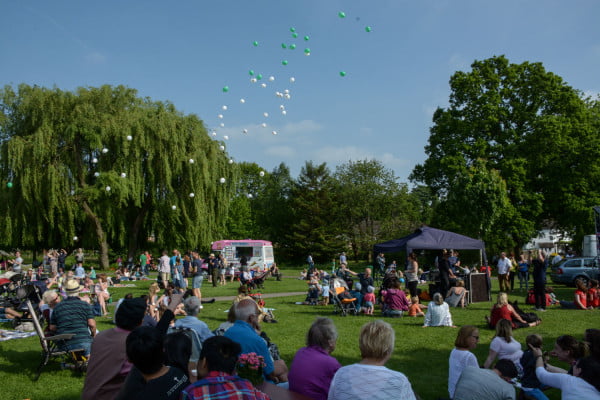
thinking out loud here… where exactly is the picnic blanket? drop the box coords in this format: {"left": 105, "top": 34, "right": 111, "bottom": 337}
{"left": 0, "top": 329, "right": 37, "bottom": 342}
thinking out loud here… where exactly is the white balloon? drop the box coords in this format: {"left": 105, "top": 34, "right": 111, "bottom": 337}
{"left": 73, "top": 236, "right": 79, "bottom": 241}
{"left": 223, "top": 135, "right": 229, "bottom": 140}
{"left": 189, "top": 158, "right": 195, "bottom": 163}
{"left": 171, "top": 205, "right": 177, "bottom": 210}
{"left": 189, "top": 193, "right": 195, "bottom": 198}
{"left": 126, "top": 135, "right": 133, "bottom": 141}
{"left": 220, "top": 123, "right": 225, "bottom": 127}
{"left": 121, "top": 172, "right": 127, "bottom": 178}
{"left": 222, "top": 105, "right": 228, "bottom": 110}
{"left": 284, "top": 89, "right": 290, "bottom": 94}
{"left": 92, "top": 158, "right": 98, "bottom": 163}
{"left": 271, "top": 130, "right": 278, "bottom": 135}
{"left": 219, "top": 145, "right": 225, "bottom": 151}
{"left": 102, "top": 148, "right": 108, "bottom": 154}
{"left": 219, "top": 177, "right": 226, "bottom": 184}
{"left": 259, "top": 171, "right": 265, "bottom": 177}
{"left": 240, "top": 98, "right": 246, "bottom": 103}
{"left": 305, "top": 52, "right": 311, "bottom": 56}
{"left": 218, "top": 114, "right": 224, "bottom": 119}
{"left": 228, "top": 159, "right": 234, "bottom": 164}
{"left": 94, "top": 172, "right": 100, "bottom": 177}
{"left": 105, "top": 186, "right": 111, "bottom": 191}
{"left": 269, "top": 76, "right": 275, "bottom": 81}
{"left": 282, "top": 110, "right": 287, "bottom": 115}
{"left": 290, "top": 77, "right": 296, "bottom": 83}
{"left": 279, "top": 105, "right": 285, "bottom": 110}
{"left": 261, "top": 122, "right": 267, "bottom": 128}
{"left": 263, "top": 112, "right": 269, "bottom": 118}
{"left": 70, "top": 190, "right": 75, "bottom": 196}
{"left": 242, "top": 129, "right": 248, "bottom": 134}
{"left": 247, "top": 193, "right": 253, "bottom": 199}
{"left": 260, "top": 83, "right": 267, "bottom": 88}
{"left": 211, "top": 131, "right": 217, "bottom": 137}
{"left": 284, "top": 93, "right": 291, "bottom": 99}
{"left": 250, "top": 78, "right": 257, "bottom": 83}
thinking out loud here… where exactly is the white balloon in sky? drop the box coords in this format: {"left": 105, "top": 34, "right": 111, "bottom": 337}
{"left": 102, "top": 148, "right": 108, "bottom": 154}
{"left": 250, "top": 78, "right": 257, "bottom": 83}
{"left": 105, "top": 186, "right": 111, "bottom": 191}
{"left": 228, "top": 159, "right": 234, "bottom": 164}
{"left": 247, "top": 193, "right": 253, "bottom": 199}
{"left": 282, "top": 110, "right": 287, "bottom": 115}
{"left": 219, "top": 145, "right": 225, "bottom": 151}
{"left": 279, "top": 105, "right": 285, "bottom": 110}
{"left": 284, "top": 89, "right": 290, "bottom": 94}
{"left": 171, "top": 205, "right": 177, "bottom": 210}
{"left": 290, "top": 77, "right": 295, "bottom": 83}
{"left": 220, "top": 123, "right": 225, "bottom": 127}
{"left": 240, "top": 98, "right": 246, "bottom": 103}
{"left": 126, "top": 135, "right": 133, "bottom": 141}
{"left": 263, "top": 112, "right": 269, "bottom": 118}
{"left": 242, "top": 129, "right": 248, "bottom": 134}
{"left": 261, "top": 83, "right": 267, "bottom": 88}
{"left": 94, "top": 172, "right": 100, "bottom": 177}
{"left": 211, "top": 131, "right": 217, "bottom": 137}
{"left": 223, "top": 135, "right": 229, "bottom": 140}
{"left": 189, "top": 193, "right": 195, "bottom": 198}
{"left": 218, "top": 114, "right": 224, "bottom": 119}
{"left": 121, "top": 172, "right": 127, "bottom": 178}
{"left": 268, "top": 76, "right": 275, "bottom": 81}
{"left": 92, "top": 158, "right": 98, "bottom": 163}
{"left": 271, "top": 130, "right": 278, "bottom": 135}
{"left": 222, "top": 105, "right": 228, "bottom": 110}
{"left": 189, "top": 158, "right": 195, "bottom": 163}
{"left": 261, "top": 122, "right": 267, "bottom": 128}
{"left": 73, "top": 236, "right": 78, "bottom": 241}
{"left": 259, "top": 171, "right": 265, "bottom": 177}
{"left": 284, "top": 93, "right": 291, "bottom": 99}
{"left": 219, "top": 177, "right": 226, "bottom": 183}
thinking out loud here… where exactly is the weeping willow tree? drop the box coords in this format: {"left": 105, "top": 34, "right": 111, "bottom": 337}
{"left": 0, "top": 84, "right": 234, "bottom": 268}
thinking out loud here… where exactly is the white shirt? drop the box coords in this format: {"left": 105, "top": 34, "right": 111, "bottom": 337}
{"left": 536, "top": 366, "right": 600, "bottom": 400}
{"left": 328, "top": 363, "right": 416, "bottom": 400}
{"left": 158, "top": 255, "right": 170, "bottom": 273}
{"left": 496, "top": 257, "right": 511, "bottom": 274}
{"left": 448, "top": 348, "right": 479, "bottom": 398}
{"left": 424, "top": 302, "right": 453, "bottom": 327}
{"left": 490, "top": 336, "right": 523, "bottom": 367}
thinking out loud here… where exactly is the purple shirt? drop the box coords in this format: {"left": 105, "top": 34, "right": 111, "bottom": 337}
{"left": 384, "top": 288, "right": 409, "bottom": 311}
{"left": 288, "top": 346, "right": 341, "bottom": 400}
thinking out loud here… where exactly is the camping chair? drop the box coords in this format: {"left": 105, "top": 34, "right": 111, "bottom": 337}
{"left": 167, "top": 326, "right": 203, "bottom": 364}
{"left": 332, "top": 286, "right": 358, "bottom": 316}
{"left": 26, "top": 300, "right": 87, "bottom": 380}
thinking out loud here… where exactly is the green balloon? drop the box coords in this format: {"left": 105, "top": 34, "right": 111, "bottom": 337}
{"left": 6, "top": 182, "right": 13, "bottom": 188}
{"left": 292, "top": 32, "right": 298, "bottom": 38}
{"left": 338, "top": 11, "right": 346, "bottom": 18}
{"left": 282, "top": 60, "right": 288, "bottom": 66}
{"left": 222, "top": 86, "right": 229, "bottom": 92}
{"left": 290, "top": 27, "right": 296, "bottom": 32}
{"left": 339, "top": 71, "right": 346, "bottom": 77}
{"left": 249, "top": 70, "right": 255, "bottom": 76}
{"left": 289, "top": 44, "right": 296, "bottom": 50}
{"left": 304, "top": 48, "right": 311, "bottom": 54}
{"left": 304, "top": 35, "right": 310, "bottom": 41}
{"left": 256, "top": 74, "right": 262, "bottom": 80}
{"left": 365, "top": 26, "right": 372, "bottom": 32}
{"left": 253, "top": 41, "right": 259, "bottom": 47}
{"left": 281, "top": 43, "right": 287, "bottom": 49}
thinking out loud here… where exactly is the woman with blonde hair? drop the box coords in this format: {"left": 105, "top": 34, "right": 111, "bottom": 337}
{"left": 328, "top": 320, "right": 416, "bottom": 400}
{"left": 448, "top": 325, "right": 480, "bottom": 398}
{"left": 483, "top": 319, "right": 523, "bottom": 371}
{"left": 94, "top": 273, "right": 110, "bottom": 316}
{"left": 488, "top": 291, "right": 540, "bottom": 329}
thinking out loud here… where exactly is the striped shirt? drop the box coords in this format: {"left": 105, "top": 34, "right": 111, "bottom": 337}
{"left": 50, "top": 296, "right": 94, "bottom": 348}
{"left": 181, "top": 371, "right": 270, "bottom": 400}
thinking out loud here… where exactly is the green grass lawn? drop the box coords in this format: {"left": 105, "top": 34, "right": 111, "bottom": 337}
{"left": 0, "top": 269, "right": 596, "bottom": 400}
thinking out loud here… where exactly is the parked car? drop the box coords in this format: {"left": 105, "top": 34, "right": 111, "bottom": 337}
{"left": 550, "top": 257, "right": 600, "bottom": 286}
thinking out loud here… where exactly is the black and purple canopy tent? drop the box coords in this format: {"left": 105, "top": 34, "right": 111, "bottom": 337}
{"left": 373, "top": 226, "right": 487, "bottom": 264}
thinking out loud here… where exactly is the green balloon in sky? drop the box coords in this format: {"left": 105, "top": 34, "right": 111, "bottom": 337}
{"left": 6, "top": 182, "right": 13, "bottom": 188}
{"left": 252, "top": 41, "right": 259, "bottom": 47}
{"left": 339, "top": 71, "right": 347, "bottom": 77}
{"left": 304, "top": 35, "right": 310, "bottom": 41}
{"left": 290, "top": 44, "right": 296, "bottom": 50}
{"left": 281, "top": 43, "right": 287, "bottom": 49}
{"left": 338, "top": 11, "right": 346, "bottom": 18}
{"left": 222, "top": 86, "right": 229, "bottom": 92}
{"left": 256, "top": 74, "right": 262, "bottom": 80}
{"left": 365, "top": 26, "right": 372, "bottom": 32}
{"left": 282, "top": 60, "right": 288, "bottom": 66}
{"left": 290, "top": 27, "right": 296, "bottom": 32}
{"left": 292, "top": 32, "right": 298, "bottom": 38}
{"left": 304, "top": 48, "right": 311, "bottom": 54}
{"left": 249, "top": 70, "right": 255, "bottom": 76}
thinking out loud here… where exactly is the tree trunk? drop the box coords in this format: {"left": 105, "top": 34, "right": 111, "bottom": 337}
{"left": 81, "top": 201, "right": 110, "bottom": 270}
{"left": 127, "top": 202, "right": 151, "bottom": 261}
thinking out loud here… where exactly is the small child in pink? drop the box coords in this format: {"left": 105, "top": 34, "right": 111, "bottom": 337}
{"left": 362, "top": 285, "right": 376, "bottom": 315}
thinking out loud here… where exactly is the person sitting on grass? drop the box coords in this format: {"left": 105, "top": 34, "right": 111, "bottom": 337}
{"left": 448, "top": 325, "right": 480, "bottom": 399}
{"left": 407, "top": 296, "right": 426, "bottom": 317}
{"left": 180, "top": 336, "right": 269, "bottom": 400}
{"left": 453, "top": 359, "right": 518, "bottom": 400}
{"left": 519, "top": 334, "right": 550, "bottom": 400}
{"left": 487, "top": 292, "right": 540, "bottom": 329}
{"left": 560, "top": 279, "right": 593, "bottom": 310}
{"left": 423, "top": 292, "right": 455, "bottom": 327}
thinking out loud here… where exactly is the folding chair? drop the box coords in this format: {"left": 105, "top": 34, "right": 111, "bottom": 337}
{"left": 26, "top": 300, "right": 86, "bottom": 380}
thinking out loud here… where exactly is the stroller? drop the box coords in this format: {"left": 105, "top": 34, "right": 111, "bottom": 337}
{"left": 332, "top": 286, "right": 358, "bottom": 316}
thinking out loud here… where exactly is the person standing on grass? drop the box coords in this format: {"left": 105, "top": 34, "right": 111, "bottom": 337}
{"left": 158, "top": 251, "right": 171, "bottom": 286}
{"left": 405, "top": 252, "right": 419, "bottom": 298}
{"left": 496, "top": 252, "right": 511, "bottom": 293}
{"left": 532, "top": 251, "right": 547, "bottom": 312}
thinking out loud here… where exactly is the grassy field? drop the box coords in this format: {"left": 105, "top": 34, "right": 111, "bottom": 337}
{"left": 0, "top": 266, "right": 596, "bottom": 400}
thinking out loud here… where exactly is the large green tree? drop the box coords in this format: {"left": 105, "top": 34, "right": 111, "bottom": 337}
{"left": 333, "top": 159, "right": 421, "bottom": 260}
{"left": 410, "top": 56, "right": 600, "bottom": 250}
{"left": 0, "top": 84, "right": 234, "bottom": 267}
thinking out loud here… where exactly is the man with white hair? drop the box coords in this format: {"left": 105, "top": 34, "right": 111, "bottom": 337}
{"left": 174, "top": 296, "right": 214, "bottom": 343}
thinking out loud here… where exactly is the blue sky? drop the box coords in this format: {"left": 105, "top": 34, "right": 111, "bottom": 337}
{"left": 2, "top": 1, "right": 600, "bottom": 182}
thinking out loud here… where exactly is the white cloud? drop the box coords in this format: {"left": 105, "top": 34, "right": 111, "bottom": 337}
{"left": 311, "top": 146, "right": 409, "bottom": 170}
{"left": 264, "top": 145, "right": 296, "bottom": 158}
{"left": 281, "top": 120, "right": 323, "bottom": 135}
{"left": 85, "top": 51, "right": 106, "bottom": 64}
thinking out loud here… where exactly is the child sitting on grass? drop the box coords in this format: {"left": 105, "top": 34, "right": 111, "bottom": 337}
{"left": 520, "top": 333, "right": 549, "bottom": 400}
{"left": 408, "top": 296, "right": 426, "bottom": 317}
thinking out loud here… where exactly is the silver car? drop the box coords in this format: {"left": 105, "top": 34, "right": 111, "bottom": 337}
{"left": 550, "top": 257, "right": 600, "bottom": 286}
